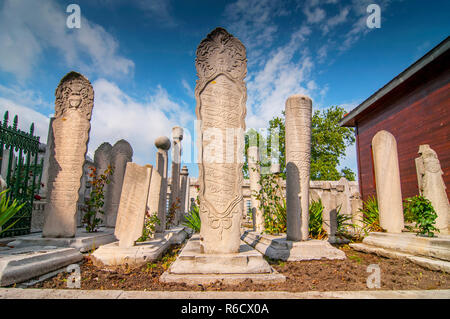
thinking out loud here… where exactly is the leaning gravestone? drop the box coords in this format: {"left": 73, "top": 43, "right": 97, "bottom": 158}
{"left": 372, "top": 130, "right": 404, "bottom": 233}
{"left": 114, "top": 162, "right": 153, "bottom": 247}
{"left": 42, "top": 71, "right": 94, "bottom": 238}
{"left": 161, "top": 27, "right": 285, "bottom": 285}
{"left": 105, "top": 139, "right": 133, "bottom": 227}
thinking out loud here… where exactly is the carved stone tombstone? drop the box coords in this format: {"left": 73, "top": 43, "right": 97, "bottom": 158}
{"left": 94, "top": 142, "right": 112, "bottom": 225}
{"left": 169, "top": 126, "right": 183, "bottom": 225}
{"left": 196, "top": 27, "right": 247, "bottom": 254}
{"left": 350, "top": 191, "right": 364, "bottom": 231}
{"left": 147, "top": 136, "right": 171, "bottom": 233}
{"left": 285, "top": 94, "right": 312, "bottom": 241}
{"left": 114, "top": 162, "right": 153, "bottom": 248}
{"left": 372, "top": 130, "right": 404, "bottom": 233}
{"left": 105, "top": 140, "right": 133, "bottom": 227}
{"left": 321, "top": 182, "right": 337, "bottom": 241}
{"left": 416, "top": 144, "right": 449, "bottom": 232}
{"left": 42, "top": 71, "right": 94, "bottom": 238}
{"left": 248, "top": 146, "right": 263, "bottom": 232}
{"left": 179, "top": 165, "right": 189, "bottom": 217}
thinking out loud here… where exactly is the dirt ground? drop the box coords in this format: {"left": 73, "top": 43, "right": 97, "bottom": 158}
{"left": 26, "top": 243, "right": 450, "bottom": 292}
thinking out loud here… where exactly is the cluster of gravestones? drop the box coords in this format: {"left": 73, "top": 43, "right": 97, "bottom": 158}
{"left": 1, "top": 27, "right": 448, "bottom": 288}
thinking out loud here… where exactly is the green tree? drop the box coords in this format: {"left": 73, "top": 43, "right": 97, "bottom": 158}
{"left": 244, "top": 105, "right": 356, "bottom": 181}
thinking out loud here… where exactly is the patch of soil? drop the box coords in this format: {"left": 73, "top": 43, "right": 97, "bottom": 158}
{"left": 27, "top": 244, "right": 450, "bottom": 292}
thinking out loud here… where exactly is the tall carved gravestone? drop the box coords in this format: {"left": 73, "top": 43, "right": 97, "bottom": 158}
{"left": 196, "top": 27, "right": 247, "bottom": 254}
{"left": 169, "top": 126, "right": 183, "bottom": 225}
{"left": 285, "top": 94, "right": 312, "bottom": 241}
{"left": 416, "top": 144, "right": 449, "bottom": 232}
{"left": 372, "top": 130, "right": 404, "bottom": 233}
{"left": 147, "top": 136, "right": 171, "bottom": 232}
{"left": 105, "top": 140, "right": 133, "bottom": 227}
{"left": 179, "top": 165, "right": 189, "bottom": 217}
{"left": 42, "top": 71, "right": 94, "bottom": 238}
{"left": 94, "top": 142, "right": 112, "bottom": 225}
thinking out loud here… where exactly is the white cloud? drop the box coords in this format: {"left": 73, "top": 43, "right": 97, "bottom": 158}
{"left": 321, "top": 7, "right": 350, "bottom": 34}
{"left": 181, "top": 79, "right": 194, "bottom": 98}
{"left": 0, "top": 0, "right": 134, "bottom": 80}
{"left": 304, "top": 6, "right": 326, "bottom": 24}
{"left": 88, "top": 79, "right": 194, "bottom": 166}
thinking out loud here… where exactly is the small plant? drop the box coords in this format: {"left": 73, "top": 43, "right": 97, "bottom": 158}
{"left": 183, "top": 200, "right": 201, "bottom": 233}
{"left": 0, "top": 189, "right": 26, "bottom": 234}
{"left": 137, "top": 212, "right": 161, "bottom": 242}
{"left": 82, "top": 165, "right": 113, "bottom": 232}
{"left": 166, "top": 197, "right": 180, "bottom": 229}
{"left": 403, "top": 195, "right": 439, "bottom": 237}
{"left": 336, "top": 205, "right": 354, "bottom": 236}
{"left": 309, "top": 198, "right": 327, "bottom": 240}
{"left": 359, "top": 195, "right": 382, "bottom": 236}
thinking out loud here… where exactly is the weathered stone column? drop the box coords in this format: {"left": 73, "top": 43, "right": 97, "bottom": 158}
{"left": 94, "top": 142, "right": 112, "bottom": 225}
{"left": 285, "top": 94, "right": 312, "bottom": 241}
{"left": 350, "top": 191, "right": 364, "bottom": 231}
{"left": 416, "top": 144, "right": 449, "bottom": 232}
{"left": 105, "top": 139, "right": 133, "bottom": 227}
{"left": 39, "top": 117, "right": 55, "bottom": 199}
{"left": 372, "top": 130, "right": 404, "bottom": 233}
{"left": 179, "top": 166, "right": 189, "bottom": 218}
{"left": 195, "top": 27, "right": 247, "bottom": 254}
{"left": 169, "top": 126, "right": 183, "bottom": 225}
{"left": 248, "top": 146, "right": 263, "bottom": 232}
{"left": 321, "top": 182, "right": 337, "bottom": 241}
{"left": 42, "top": 71, "right": 94, "bottom": 238}
{"left": 147, "top": 136, "right": 171, "bottom": 233}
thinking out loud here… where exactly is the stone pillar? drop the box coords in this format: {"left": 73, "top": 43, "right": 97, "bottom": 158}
{"left": 147, "top": 136, "right": 171, "bottom": 233}
{"left": 321, "top": 182, "right": 337, "bottom": 241}
{"left": 285, "top": 94, "right": 312, "bottom": 241}
{"left": 42, "top": 71, "right": 94, "bottom": 238}
{"left": 372, "top": 130, "right": 404, "bottom": 233}
{"left": 248, "top": 146, "right": 263, "bottom": 232}
{"left": 336, "top": 177, "right": 351, "bottom": 217}
{"left": 39, "top": 117, "right": 55, "bottom": 199}
{"left": 416, "top": 144, "right": 449, "bottom": 232}
{"left": 179, "top": 166, "right": 189, "bottom": 219}
{"left": 93, "top": 142, "right": 113, "bottom": 225}
{"left": 350, "top": 191, "right": 364, "bottom": 231}
{"left": 105, "top": 139, "right": 133, "bottom": 227}
{"left": 169, "top": 126, "right": 183, "bottom": 225}
{"left": 195, "top": 27, "right": 247, "bottom": 254}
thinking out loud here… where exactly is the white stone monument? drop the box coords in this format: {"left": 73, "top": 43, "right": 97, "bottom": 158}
{"left": 372, "top": 130, "right": 404, "bottom": 233}
{"left": 248, "top": 145, "right": 263, "bottom": 232}
{"left": 169, "top": 126, "right": 183, "bottom": 225}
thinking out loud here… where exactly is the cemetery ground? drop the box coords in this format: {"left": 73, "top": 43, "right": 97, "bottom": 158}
{"left": 22, "top": 241, "right": 450, "bottom": 292}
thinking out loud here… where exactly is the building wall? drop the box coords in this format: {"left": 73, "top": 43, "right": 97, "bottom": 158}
{"left": 356, "top": 68, "right": 450, "bottom": 201}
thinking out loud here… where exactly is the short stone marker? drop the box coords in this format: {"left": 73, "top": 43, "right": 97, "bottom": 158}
{"left": 114, "top": 162, "right": 153, "bottom": 248}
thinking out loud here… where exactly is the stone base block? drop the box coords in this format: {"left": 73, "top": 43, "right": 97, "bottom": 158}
{"left": 362, "top": 232, "right": 450, "bottom": 261}
{"left": 160, "top": 235, "right": 285, "bottom": 285}
{"left": 6, "top": 227, "right": 116, "bottom": 253}
{"left": 90, "top": 237, "right": 170, "bottom": 267}
{"left": 350, "top": 243, "right": 450, "bottom": 272}
{"left": 241, "top": 230, "right": 346, "bottom": 261}
{"left": 163, "top": 226, "right": 192, "bottom": 245}
{"left": 0, "top": 246, "right": 83, "bottom": 287}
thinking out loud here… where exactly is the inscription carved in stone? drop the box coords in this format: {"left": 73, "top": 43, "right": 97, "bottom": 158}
{"left": 42, "top": 71, "right": 94, "bottom": 238}
{"left": 195, "top": 27, "right": 247, "bottom": 254}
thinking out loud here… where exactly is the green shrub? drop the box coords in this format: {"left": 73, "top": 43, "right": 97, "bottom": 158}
{"left": 0, "top": 189, "right": 26, "bottom": 234}
{"left": 359, "top": 195, "right": 382, "bottom": 235}
{"left": 403, "top": 195, "right": 439, "bottom": 237}
{"left": 183, "top": 202, "right": 201, "bottom": 233}
{"left": 309, "top": 199, "right": 326, "bottom": 239}
{"left": 137, "top": 213, "right": 161, "bottom": 242}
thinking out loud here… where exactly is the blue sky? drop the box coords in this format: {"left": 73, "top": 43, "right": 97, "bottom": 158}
{"left": 0, "top": 0, "right": 449, "bottom": 179}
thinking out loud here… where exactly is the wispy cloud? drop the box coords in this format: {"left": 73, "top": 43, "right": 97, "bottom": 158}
{"left": 0, "top": 0, "right": 134, "bottom": 80}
